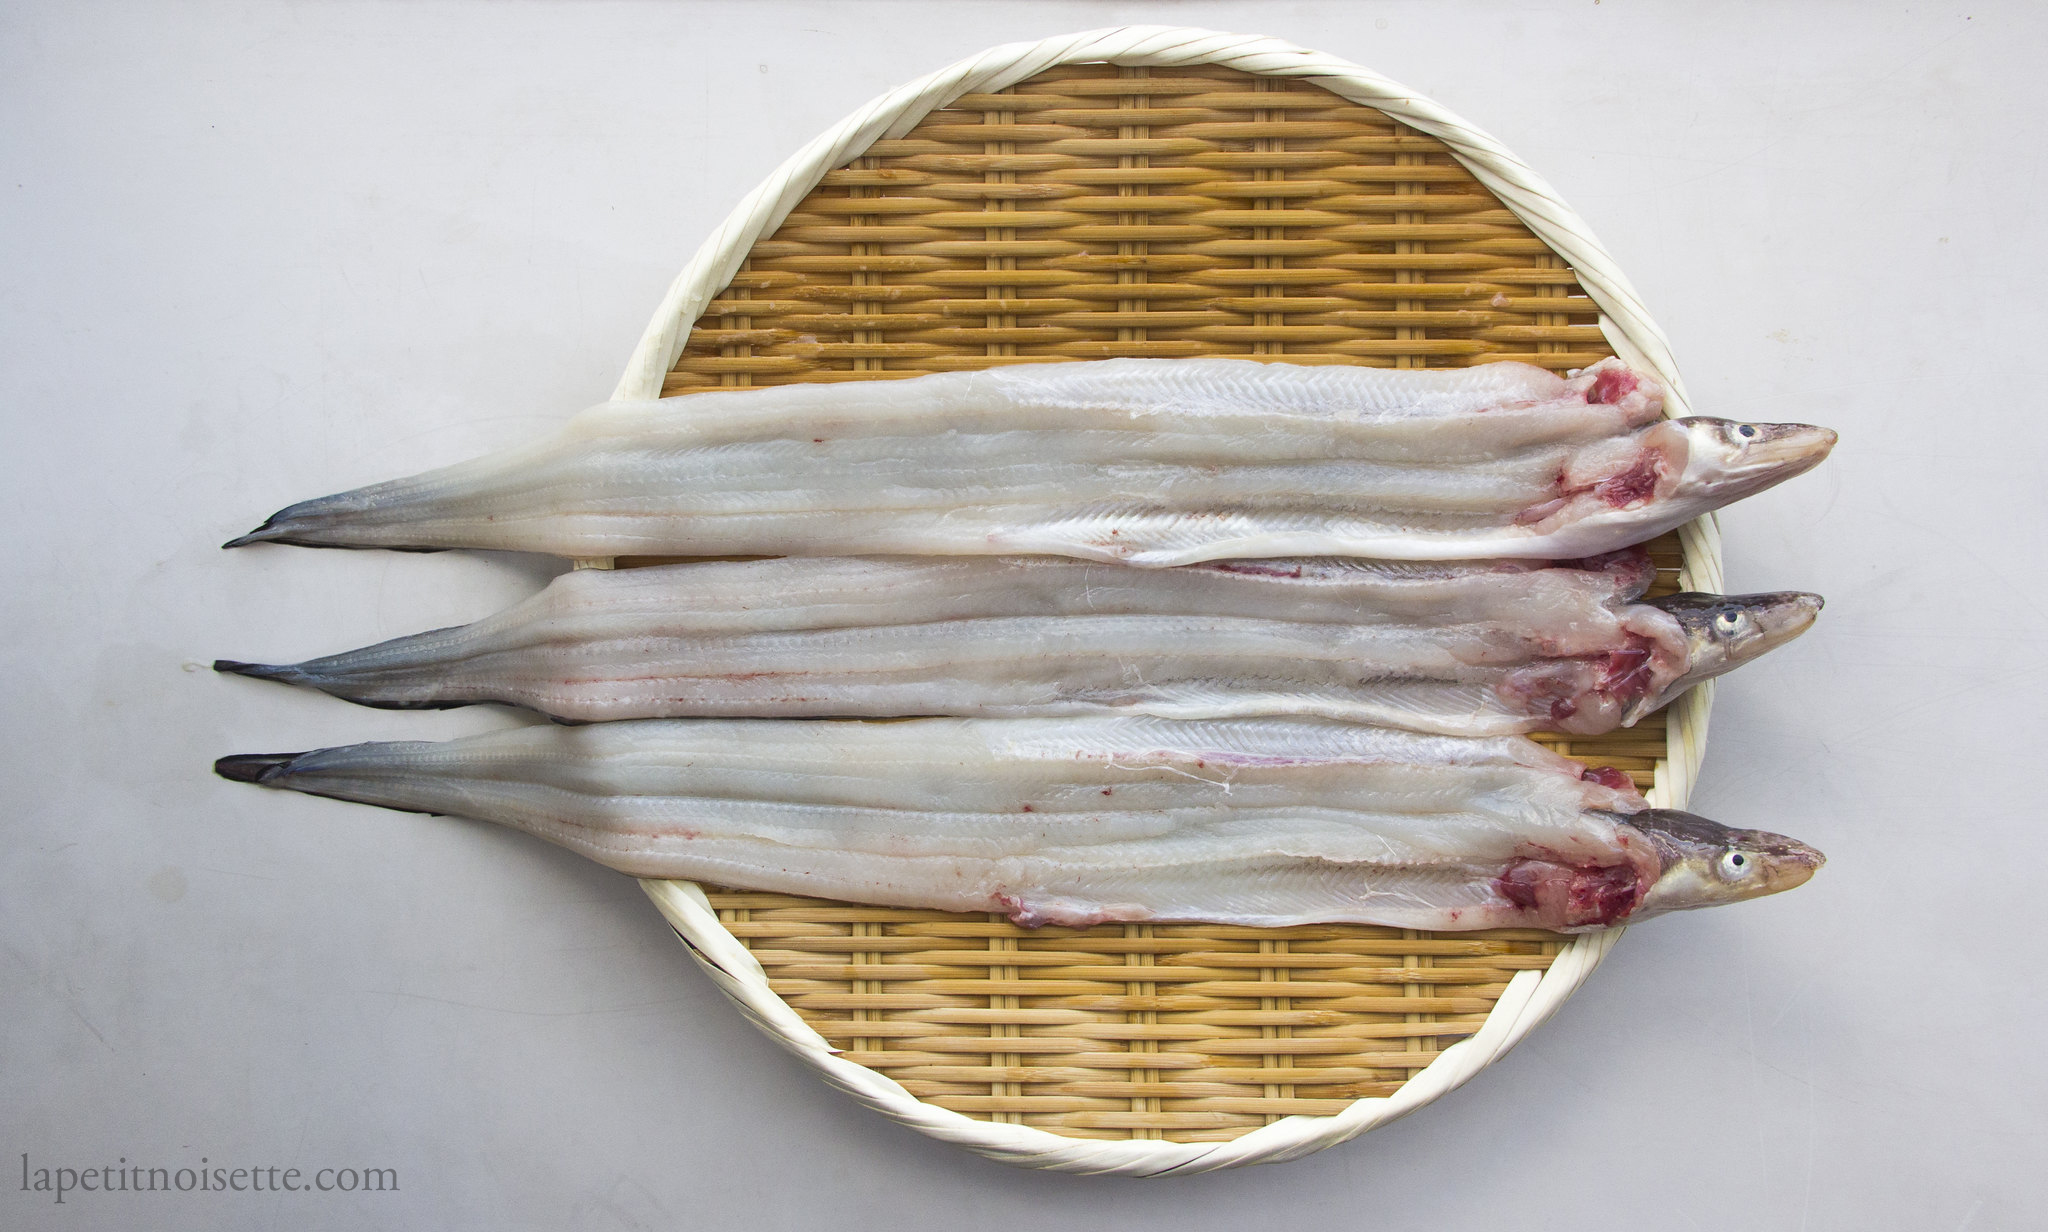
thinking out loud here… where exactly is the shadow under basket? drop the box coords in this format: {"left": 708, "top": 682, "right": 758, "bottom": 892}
{"left": 610, "top": 28, "right": 1721, "bottom": 1175}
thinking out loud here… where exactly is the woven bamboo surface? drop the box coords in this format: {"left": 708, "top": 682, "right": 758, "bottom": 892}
{"left": 651, "top": 63, "right": 1673, "bottom": 1144}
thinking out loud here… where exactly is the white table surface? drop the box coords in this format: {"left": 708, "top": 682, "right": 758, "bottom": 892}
{"left": 4, "top": 2, "right": 2040, "bottom": 1227}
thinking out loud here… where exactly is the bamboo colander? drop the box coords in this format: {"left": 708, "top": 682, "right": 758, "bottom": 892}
{"left": 611, "top": 27, "right": 1722, "bottom": 1175}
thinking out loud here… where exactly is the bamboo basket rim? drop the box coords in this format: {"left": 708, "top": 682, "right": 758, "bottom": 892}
{"left": 618, "top": 25, "right": 1722, "bottom": 1175}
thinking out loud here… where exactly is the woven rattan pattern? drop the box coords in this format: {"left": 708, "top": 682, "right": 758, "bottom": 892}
{"left": 651, "top": 64, "right": 1672, "bottom": 1143}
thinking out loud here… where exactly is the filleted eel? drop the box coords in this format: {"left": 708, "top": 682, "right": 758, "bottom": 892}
{"left": 215, "top": 716, "right": 1822, "bottom": 932}
{"left": 215, "top": 550, "right": 1820, "bottom": 736}
{"left": 224, "top": 357, "right": 1835, "bottom": 564}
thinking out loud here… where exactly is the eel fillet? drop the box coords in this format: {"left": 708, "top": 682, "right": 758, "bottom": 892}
{"left": 215, "top": 551, "right": 1821, "bottom": 736}
{"left": 216, "top": 716, "right": 1823, "bottom": 932}
{"left": 224, "top": 358, "right": 1837, "bottom": 564}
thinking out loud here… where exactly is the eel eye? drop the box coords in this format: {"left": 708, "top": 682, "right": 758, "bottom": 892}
{"left": 1718, "top": 851, "right": 1754, "bottom": 880}
{"left": 1736, "top": 423, "right": 1758, "bottom": 439}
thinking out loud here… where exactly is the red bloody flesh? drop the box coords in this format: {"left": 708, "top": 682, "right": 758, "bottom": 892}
{"left": 1518, "top": 442, "right": 1668, "bottom": 525}
{"left": 1569, "top": 863, "right": 1642, "bottom": 925}
{"left": 1599, "top": 635, "right": 1658, "bottom": 706}
{"left": 1495, "top": 857, "right": 1645, "bottom": 927}
{"left": 1592, "top": 452, "right": 1663, "bottom": 509}
{"left": 1579, "top": 765, "right": 1636, "bottom": 793}
{"left": 1586, "top": 367, "right": 1640, "bottom": 404}
{"left": 1496, "top": 633, "right": 1668, "bottom": 729}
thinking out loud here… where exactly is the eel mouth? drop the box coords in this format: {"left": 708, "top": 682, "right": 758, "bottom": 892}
{"left": 1736, "top": 422, "right": 1839, "bottom": 468}
{"left": 1678, "top": 420, "right": 1838, "bottom": 501}
{"left": 1627, "top": 809, "right": 1827, "bottom": 917}
{"left": 1626, "top": 591, "right": 1824, "bottom": 720}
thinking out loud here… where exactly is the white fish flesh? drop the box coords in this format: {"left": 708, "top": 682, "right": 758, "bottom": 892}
{"left": 223, "top": 357, "right": 1836, "bottom": 564}
{"left": 214, "top": 552, "right": 1821, "bottom": 736}
{"left": 215, "top": 717, "right": 1823, "bottom": 932}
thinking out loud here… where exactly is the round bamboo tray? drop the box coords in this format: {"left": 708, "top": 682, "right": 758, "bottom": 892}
{"left": 615, "top": 27, "right": 1723, "bottom": 1175}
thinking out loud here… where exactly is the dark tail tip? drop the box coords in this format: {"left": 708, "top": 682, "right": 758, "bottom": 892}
{"left": 222, "top": 514, "right": 287, "bottom": 549}
{"left": 213, "top": 659, "right": 298, "bottom": 682}
{"left": 214, "top": 753, "right": 304, "bottom": 784}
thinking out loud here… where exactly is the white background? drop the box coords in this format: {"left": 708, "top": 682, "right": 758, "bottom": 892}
{"left": 4, "top": 2, "right": 2040, "bottom": 1228}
